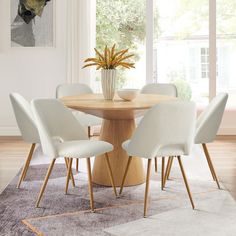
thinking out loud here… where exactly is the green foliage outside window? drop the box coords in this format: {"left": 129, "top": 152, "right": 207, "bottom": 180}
{"left": 172, "top": 79, "right": 192, "bottom": 100}
{"left": 96, "top": 0, "right": 146, "bottom": 88}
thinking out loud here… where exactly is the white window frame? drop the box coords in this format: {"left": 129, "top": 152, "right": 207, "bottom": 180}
{"left": 209, "top": 0, "right": 216, "bottom": 100}
{"left": 146, "top": 0, "right": 154, "bottom": 84}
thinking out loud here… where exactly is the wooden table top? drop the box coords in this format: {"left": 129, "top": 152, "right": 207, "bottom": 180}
{"left": 61, "top": 93, "right": 176, "bottom": 120}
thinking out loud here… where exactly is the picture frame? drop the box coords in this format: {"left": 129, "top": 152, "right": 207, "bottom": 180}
{"left": 10, "top": 0, "right": 56, "bottom": 48}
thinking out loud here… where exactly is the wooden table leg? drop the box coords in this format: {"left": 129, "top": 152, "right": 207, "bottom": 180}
{"left": 92, "top": 119, "right": 145, "bottom": 187}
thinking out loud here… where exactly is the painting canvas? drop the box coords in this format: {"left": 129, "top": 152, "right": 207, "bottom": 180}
{"left": 11, "top": 0, "right": 54, "bottom": 47}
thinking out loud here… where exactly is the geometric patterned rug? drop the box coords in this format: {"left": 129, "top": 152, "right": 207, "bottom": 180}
{"left": 1, "top": 158, "right": 236, "bottom": 236}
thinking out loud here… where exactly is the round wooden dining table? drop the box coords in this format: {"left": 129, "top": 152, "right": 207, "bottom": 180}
{"left": 61, "top": 93, "right": 176, "bottom": 187}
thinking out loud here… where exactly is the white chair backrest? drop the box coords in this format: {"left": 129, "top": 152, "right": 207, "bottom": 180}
{"left": 126, "top": 101, "right": 196, "bottom": 158}
{"left": 56, "top": 83, "right": 93, "bottom": 98}
{"left": 10, "top": 93, "right": 39, "bottom": 143}
{"left": 31, "top": 99, "right": 88, "bottom": 158}
{"left": 195, "top": 93, "right": 228, "bottom": 144}
{"left": 141, "top": 83, "right": 178, "bottom": 97}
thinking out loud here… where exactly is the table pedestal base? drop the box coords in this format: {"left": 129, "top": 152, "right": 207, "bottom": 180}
{"left": 92, "top": 119, "right": 145, "bottom": 187}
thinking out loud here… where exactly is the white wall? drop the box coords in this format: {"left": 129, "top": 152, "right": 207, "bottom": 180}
{"left": 0, "top": 0, "right": 67, "bottom": 135}
{"left": 217, "top": 110, "right": 236, "bottom": 135}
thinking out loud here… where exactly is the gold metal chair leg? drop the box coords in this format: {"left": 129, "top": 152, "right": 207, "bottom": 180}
{"left": 202, "top": 144, "right": 215, "bottom": 181}
{"left": 177, "top": 156, "right": 195, "bottom": 209}
{"left": 202, "top": 143, "right": 220, "bottom": 189}
{"left": 65, "top": 158, "right": 73, "bottom": 194}
{"left": 166, "top": 156, "right": 174, "bottom": 180}
{"left": 161, "top": 157, "right": 165, "bottom": 190}
{"left": 64, "top": 157, "right": 75, "bottom": 187}
{"left": 163, "top": 156, "right": 172, "bottom": 188}
{"left": 105, "top": 153, "right": 117, "bottom": 197}
{"left": 76, "top": 158, "right": 79, "bottom": 172}
{"left": 17, "top": 143, "right": 36, "bottom": 188}
{"left": 154, "top": 157, "right": 158, "bottom": 173}
{"left": 22, "top": 143, "right": 36, "bottom": 180}
{"left": 144, "top": 159, "right": 152, "bottom": 218}
{"left": 119, "top": 156, "right": 133, "bottom": 195}
{"left": 88, "top": 126, "right": 91, "bottom": 138}
{"left": 86, "top": 158, "right": 95, "bottom": 212}
{"left": 36, "top": 158, "right": 56, "bottom": 208}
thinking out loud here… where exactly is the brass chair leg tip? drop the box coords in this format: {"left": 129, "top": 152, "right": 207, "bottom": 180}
{"left": 91, "top": 209, "right": 95, "bottom": 213}
{"left": 143, "top": 215, "right": 147, "bottom": 218}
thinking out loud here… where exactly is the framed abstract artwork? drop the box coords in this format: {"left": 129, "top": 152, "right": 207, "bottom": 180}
{"left": 10, "top": 0, "right": 54, "bottom": 47}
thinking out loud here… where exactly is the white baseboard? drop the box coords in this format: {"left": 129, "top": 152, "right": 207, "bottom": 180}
{"left": 0, "top": 127, "right": 20, "bottom": 136}
{"left": 218, "top": 127, "right": 236, "bottom": 135}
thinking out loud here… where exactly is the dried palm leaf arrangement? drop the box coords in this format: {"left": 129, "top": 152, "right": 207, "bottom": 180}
{"left": 83, "top": 44, "right": 135, "bottom": 70}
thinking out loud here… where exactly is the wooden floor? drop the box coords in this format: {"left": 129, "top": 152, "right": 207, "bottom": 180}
{"left": 0, "top": 137, "right": 30, "bottom": 192}
{"left": 0, "top": 136, "right": 236, "bottom": 199}
{"left": 207, "top": 136, "right": 236, "bottom": 199}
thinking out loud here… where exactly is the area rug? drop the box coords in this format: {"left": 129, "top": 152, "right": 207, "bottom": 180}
{"left": 0, "top": 155, "right": 236, "bottom": 236}
{"left": 105, "top": 192, "right": 236, "bottom": 236}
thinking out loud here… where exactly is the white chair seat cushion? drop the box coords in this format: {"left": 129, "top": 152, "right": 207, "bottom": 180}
{"left": 122, "top": 140, "right": 185, "bottom": 158}
{"left": 57, "top": 140, "right": 113, "bottom": 158}
{"left": 72, "top": 111, "right": 102, "bottom": 127}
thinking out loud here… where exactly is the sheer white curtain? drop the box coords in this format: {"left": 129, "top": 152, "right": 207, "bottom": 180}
{"left": 66, "top": 0, "right": 96, "bottom": 84}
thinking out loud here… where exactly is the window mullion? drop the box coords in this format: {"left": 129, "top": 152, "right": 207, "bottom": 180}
{"left": 146, "top": 0, "right": 154, "bottom": 84}
{"left": 209, "top": 0, "right": 217, "bottom": 100}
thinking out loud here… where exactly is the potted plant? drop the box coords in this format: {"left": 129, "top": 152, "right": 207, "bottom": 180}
{"left": 83, "top": 44, "right": 135, "bottom": 100}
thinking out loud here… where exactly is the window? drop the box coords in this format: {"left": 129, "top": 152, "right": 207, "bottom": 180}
{"left": 153, "top": 0, "right": 209, "bottom": 105}
{"left": 201, "top": 48, "right": 209, "bottom": 79}
{"left": 93, "top": 0, "right": 236, "bottom": 109}
{"left": 94, "top": 0, "right": 146, "bottom": 92}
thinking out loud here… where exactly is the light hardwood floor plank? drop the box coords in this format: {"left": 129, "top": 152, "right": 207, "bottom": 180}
{"left": 0, "top": 137, "right": 30, "bottom": 192}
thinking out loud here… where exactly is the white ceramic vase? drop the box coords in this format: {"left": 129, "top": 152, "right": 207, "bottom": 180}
{"left": 101, "top": 69, "right": 117, "bottom": 100}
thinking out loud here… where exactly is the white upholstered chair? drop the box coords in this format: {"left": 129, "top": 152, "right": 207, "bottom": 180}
{"left": 140, "top": 83, "right": 178, "bottom": 97}
{"left": 119, "top": 101, "right": 196, "bottom": 217}
{"left": 10, "top": 93, "right": 39, "bottom": 188}
{"left": 56, "top": 83, "right": 102, "bottom": 137}
{"left": 31, "top": 99, "right": 117, "bottom": 210}
{"left": 165, "top": 93, "right": 228, "bottom": 189}
{"left": 140, "top": 83, "right": 178, "bottom": 173}
{"left": 56, "top": 83, "right": 102, "bottom": 172}
{"left": 10, "top": 93, "right": 75, "bottom": 189}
